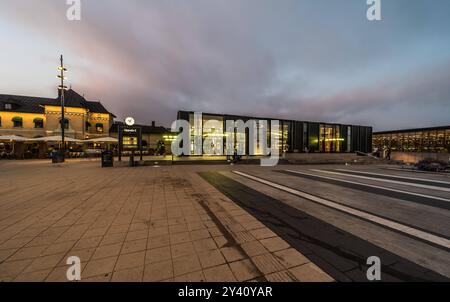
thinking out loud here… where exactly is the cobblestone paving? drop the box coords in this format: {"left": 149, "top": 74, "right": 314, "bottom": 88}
{"left": 0, "top": 161, "right": 332, "bottom": 282}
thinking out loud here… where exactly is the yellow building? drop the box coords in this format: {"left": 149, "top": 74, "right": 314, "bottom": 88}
{"left": 0, "top": 89, "right": 115, "bottom": 140}
{"left": 0, "top": 89, "right": 115, "bottom": 158}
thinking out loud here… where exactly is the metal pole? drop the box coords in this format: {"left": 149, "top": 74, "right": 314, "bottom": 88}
{"left": 60, "top": 55, "right": 65, "bottom": 153}
{"left": 118, "top": 124, "right": 122, "bottom": 162}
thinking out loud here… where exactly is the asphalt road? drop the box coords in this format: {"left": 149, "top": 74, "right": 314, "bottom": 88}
{"left": 199, "top": 164, "right": 450, "bottom": 281}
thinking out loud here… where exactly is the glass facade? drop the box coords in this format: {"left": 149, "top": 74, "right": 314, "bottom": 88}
{"left": 373, "top": 126, "right": 450, "bottom": 153}
{"left": 178, "top": 111, "right": 373, "bottom": 155}
{"left": 319, "top": 124, "right": 343, "bottom": 152}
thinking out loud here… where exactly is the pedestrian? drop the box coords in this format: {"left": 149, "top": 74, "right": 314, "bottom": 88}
{"left": 386, "top": 148, "right": 391, "bottom": 160}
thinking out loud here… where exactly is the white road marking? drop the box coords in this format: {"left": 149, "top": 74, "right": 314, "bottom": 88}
{"left": 285, "top": 169, "right": 450, "bottom": 203}
{"left": 334, "top": 169, "right": 450, "bottom": 186}
{"left": 310, "top": 169, "right": 450, "bottom": 192}
{"left": 233, "top": 170, "right": 450, "bottom": 249}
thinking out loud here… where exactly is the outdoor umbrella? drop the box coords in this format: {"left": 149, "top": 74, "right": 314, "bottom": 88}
{"left": 0, "top": 135, "right": 30, "bottom": 156}
{"left": 29, "top": 136, "right": 83, "bottom": 143}
{"left": 85, "top": 137, "right": 118, "bottom": 143}
{"left": 0, "top": 135, "right": 30, "bottom": 142}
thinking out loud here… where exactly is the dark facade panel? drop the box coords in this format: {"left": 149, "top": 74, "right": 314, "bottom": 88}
{"left": 177, "top": 111, "right": 372, "bottom": 154}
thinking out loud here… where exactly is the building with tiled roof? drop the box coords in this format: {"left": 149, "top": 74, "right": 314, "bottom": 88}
{"left": 0, "top": 89, "right": 116, "bottom": 140}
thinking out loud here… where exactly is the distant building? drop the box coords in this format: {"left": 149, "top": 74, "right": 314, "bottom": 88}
{"left": 109, "top": 121, "right": 174, "bottom": 154}
{"left": 373, "top": 125, "right": 450, "bottom": 163}
{"left": 373, "top": 126, "right": 450, "bottom": 153}
{"left": 0, "top": 89, "right": 116, "bottom": 140}
{"left": 177, "top": 111, "right": 373, "bottom": 155}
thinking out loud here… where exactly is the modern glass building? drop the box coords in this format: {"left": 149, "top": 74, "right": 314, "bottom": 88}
{"left": 177, "top": 111, "right": 372, "bottom": 155}
{"left": 373, "top": 125, "right": 450, "bottom": 153}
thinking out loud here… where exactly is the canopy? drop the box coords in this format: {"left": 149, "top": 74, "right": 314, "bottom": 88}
{"left": 85, "top": 137, "right": 118, "bottom": 143}
{"left": 0, "top": 135, "right": 29, "bottom": 142}
{"left": 29, "top": 136, "right": 83, "bottom": 143}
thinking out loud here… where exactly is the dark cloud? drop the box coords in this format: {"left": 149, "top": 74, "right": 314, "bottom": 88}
{"left": 1, "top": 0, "right": 449, "bottom": 130}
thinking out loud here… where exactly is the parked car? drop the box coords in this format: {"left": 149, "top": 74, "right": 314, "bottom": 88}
{"left": 416, "top": 158, "right": 449, "bottom": 172}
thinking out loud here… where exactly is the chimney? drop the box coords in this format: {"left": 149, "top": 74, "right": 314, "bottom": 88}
{"left": 151, "top": 121, "right": 156, "bottom": 127}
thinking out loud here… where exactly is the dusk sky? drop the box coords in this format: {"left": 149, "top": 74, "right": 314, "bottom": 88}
{"left": 1, "top": 0, "right": 449, "bottom": 131}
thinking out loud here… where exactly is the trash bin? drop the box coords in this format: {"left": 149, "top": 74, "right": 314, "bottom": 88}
{"left": 101, "top": 151, "right": 114, "bottom": 168}
{"left": 52, "top": 150, "right": 65, "bottom": 164}
{"left": 129, "top": 153, "right": 135, "bottom": 167}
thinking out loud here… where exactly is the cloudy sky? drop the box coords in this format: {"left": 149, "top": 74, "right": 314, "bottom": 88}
{"left": 0, "top": 0, "right": 449, "bottom": 131}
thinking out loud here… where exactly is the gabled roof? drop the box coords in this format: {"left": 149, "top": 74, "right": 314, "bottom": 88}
{"left": 0, "top": 89, "right": 115, "bottom": 116}
{"left": 0, "top": 95, "right": 50, "bottom": 114}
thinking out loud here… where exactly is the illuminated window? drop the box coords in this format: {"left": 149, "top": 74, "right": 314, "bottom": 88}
{"left": 12, "top": 117, "right": 23, "bottom": 128}
{"left": 4, "top": 103, "right": 12, "bottom": 110}
{"left": 34, "top": 118, "right": 44, "bottom": 129}
{"left": 96, "top": 123, "right": 103, "bottom": 133}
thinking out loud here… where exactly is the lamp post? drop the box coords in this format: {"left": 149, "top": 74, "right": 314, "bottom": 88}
{"left": 58, "top": 55, "right": 68, "bottom": 159}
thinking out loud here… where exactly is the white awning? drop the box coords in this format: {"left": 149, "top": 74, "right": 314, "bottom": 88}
{"left": 28, "top": 136, "right": 83, "bottom": 143}
{"left": 85, "top": 137, "right": 118, "bottom": 143}
{"left": 0, "top": 135, "right": 30, "bottom": 142}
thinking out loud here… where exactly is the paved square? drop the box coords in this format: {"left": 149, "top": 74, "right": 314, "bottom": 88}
{"left": 0, "top": 161, "right": 331, "bottom": 282}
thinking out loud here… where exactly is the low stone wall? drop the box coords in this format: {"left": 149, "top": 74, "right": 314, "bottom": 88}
{"left": 392, "top": 152, "right": 450, "bottom": 164}
{"left": 284, "top": 153, "right": 377, "bottom": 164}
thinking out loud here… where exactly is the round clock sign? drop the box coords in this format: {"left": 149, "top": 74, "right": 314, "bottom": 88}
{"left": 125, "top": 117, "right": 135, "bottom": 126}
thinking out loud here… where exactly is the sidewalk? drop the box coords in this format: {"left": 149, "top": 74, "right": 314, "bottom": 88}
{"left": 0, "top": 163, "right": 332, "bottom": 282}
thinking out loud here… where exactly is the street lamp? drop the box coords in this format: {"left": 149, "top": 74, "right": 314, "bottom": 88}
{"left": 57, "top": 55, "right": 68, "bottom": 160}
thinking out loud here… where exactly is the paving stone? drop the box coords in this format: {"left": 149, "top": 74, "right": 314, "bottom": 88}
{"left": 170, "top": 232, "right": 191, "bottom": 245}
{"left": 259, "top": 237, "right": 290, "bottom": 252}
{"left": 143, "top": 260, "right": 173, "bottom": 281}
{"left": 250, "top": 228, "right": 277, "bottom": 240}
{"left": 121, "top": 239, "right": 147, "bottom": 254}
{"left": 203, "top": 264, "right": 236, "bottom": 282}
{"left": 92, "top": 243, "right": 122, "bottom": 260}
{"left": 148, "top": 235, "right": 170, "bottom": 249}
{"left": 289, "top": 263, "right": 334, "bottom": 282}
{"left": 193, "top": 238, "right": 217, "bottom": 252}
{"left": 197, "top": 250, "right": 226, "bottom": 269}
{"left": 115, "top": 251, "right": 145, "bottom": 271}
{"left": 190, "top": 229, "right": 211, "bottom": 241}
{"left": 173, "top": 270, "right": 206, "bottom": 282}
{"left": 125, "top": 230, "right": 148, "bottom": 242}
{"left": 265, "top": 270, "right": 297, "bottom": 282}
{"left": 173, "top": 255, "right": 202, "bottom": 277}
{"left": 83, "top": 256, "right": 117, "bottom": 278}
{"left": 220, "top": 246, "right": 247, "bottom": 263}
{"left": 23, "top": 253, "right": 66, "bottom": 273}
{"left": 14, "top": 269, "right": 52, "bottom": 282}
{"left": 0, "top": 259, "right": 33, "bottom": 280}
{"left": 240, "top": 241, "right": 268, "bottom": 257}
{"left": 229, "top": 259, "right": 262, "bottom": 281}
{"left": 252, "top": 253, "right": 285, "bottom": 275}
{"left": 273, "top": 248, "right": 310, "bottom": 269}
{"left": 171, "top": 242, "right": 196, "bottom": 258}
{"left": 41, "top": 241, "right": 76, "bottom": 256}
{"left": 112, "top": 267, "right": 144, "bottom": 282}
{"left": 145, "top": 246, "right": 171, "bottom": 264}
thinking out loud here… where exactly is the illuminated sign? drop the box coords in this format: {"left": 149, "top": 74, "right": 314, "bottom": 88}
{"left": 119, "top": 125, "right": 142, "bottom": 151}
